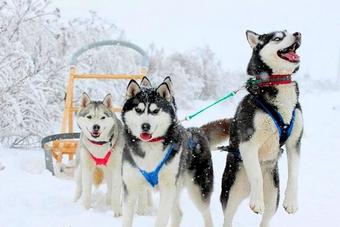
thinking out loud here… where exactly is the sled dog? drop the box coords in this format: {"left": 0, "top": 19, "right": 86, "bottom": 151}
{"left": 220, "top": 30, "right": 303, "bottom": 227}
{"left": 73, "top": 93, "right": 124, "bottom": 216}
{"left": 121, "top": 78, "right": 228, "bottom": 227}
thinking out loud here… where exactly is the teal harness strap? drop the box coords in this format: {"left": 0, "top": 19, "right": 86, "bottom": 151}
{"left": 137, "top": 144, "right": 174, "bottom": 187}
{"left": 182, "top": 77, "right": 260, "bottom": 123}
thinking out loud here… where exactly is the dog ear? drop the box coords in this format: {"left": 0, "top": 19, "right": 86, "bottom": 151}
{"left": 156, "top": 82, "right": 172, "bottom": 102}
{"left": 103, "top": 94, "right": 113, "bottom": 109}
{"left": 163, "top": 76, "right": 174, "bottom": 96}
{"left": 126, "top": 80, "right": 141, "bottom": 99}
{"left": 80, "top": 92, "right": 91, "bottom": 108}
{"left": 140, "top": 76, "right": 152, "bottom": 88}
{"left": 246, "top": 30, "right": 260, "bottom": 48}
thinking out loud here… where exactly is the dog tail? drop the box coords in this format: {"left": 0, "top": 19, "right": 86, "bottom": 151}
{"left": 200, "top": 118, "right": 231, "bottom": 150}
{"left": 93, "top": 167, "right": 104, "bottom": 186}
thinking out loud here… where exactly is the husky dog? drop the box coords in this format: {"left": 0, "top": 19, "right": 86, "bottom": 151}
{"left": 121, "top": 79, "right": 226, "bottom": 227}
{"left": 73, "top": 93, "right": 124, "bottom": 216}
{"left": 220, "top": 30, "right": 303, "bottom": 227}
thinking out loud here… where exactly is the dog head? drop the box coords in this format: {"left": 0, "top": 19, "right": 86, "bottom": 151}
{"left": 77, "top": 93, "right": 117, "bottom": 141}
{"left": 246, "top": 30, "right": 301, "bottom": 76}
{"left": 122, "top": 79, "right": 176, "bottom": 142}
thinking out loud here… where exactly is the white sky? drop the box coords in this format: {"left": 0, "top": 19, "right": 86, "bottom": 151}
{"left": 53, "top": 0, "right": 340, "bottom": 80}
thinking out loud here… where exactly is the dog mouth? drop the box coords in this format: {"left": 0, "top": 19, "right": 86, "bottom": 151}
{"left": 277, "top": 40, "right": 301, "bottom": 63}
{"left": 91, "top": 131, "right": 101, "bottom": 138}
{"left": 140, "top": 132, "right": 152, "bottom": 141}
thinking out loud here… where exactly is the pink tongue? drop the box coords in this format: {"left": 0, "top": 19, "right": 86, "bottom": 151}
{"left": 282, "top": 51, "right": 300, "bottom": 62}
{"left": 140, "top": 133, "right": 152, "bottom": 141}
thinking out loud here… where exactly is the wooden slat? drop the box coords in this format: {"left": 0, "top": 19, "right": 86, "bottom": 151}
{"left": 73, "top": 74, "right": 144, "bottom": 80}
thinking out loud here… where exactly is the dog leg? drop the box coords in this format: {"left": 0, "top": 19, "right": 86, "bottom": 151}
{"left": 155, "top": 184, "right": 176, "bottom": 227}
{"left": 136, "top": 188, "right": 152, "bottom": 215}
{"left": 170, "top": 189, "right": 182, "bottom": 227}
{"left": 260, "top": 164, "right": 280, "bottom": 227}
{"left": 240, "top": 142, "right": 265, "bottom": 214}
{"left": 122, "top": 182, "right": 138, "bottom": 227}
{"left": 111, "top": 167, "right": 122, "bottom": 217}
{"left": 106, "top": 171, "right": 113, "bottom": 205}
{"left": 73, "top": 164, "right": 82, "bottom": 202}
{"left": 283, "top": 134, "right": 301, "bottom": 214}
{"left": 82, "top": 165, "right": 93, "bottom": 209}
{"left": 187, "top": 180, "right": 213, "bottom": 227}
{"left": 221, "top": 164, "right": 250, "bottom": 227}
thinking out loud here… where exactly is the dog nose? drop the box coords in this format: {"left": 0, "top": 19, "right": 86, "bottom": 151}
{"left": 293, "top": 32, "right": 301, "bottom": 38}
{"left": 93, "top": 124, "right": 100, "bottom": 131}
{"left": 141, "top": 123, "right": 151, "bottom": 132}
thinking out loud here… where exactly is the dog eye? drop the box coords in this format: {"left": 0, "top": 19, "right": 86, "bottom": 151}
{"left": 86, "top": 115, "right": 92, "bottom": 119}
{"left": 273, "top": 37, "right": 282, "bottom": 41}
{"left": 135, "top": 108, "right": 143, "bottom": 114}
{"left": 101, "top": 116, "right": 106, "bottom": 120}
{"left": 152, "top": 109, "right": 160, "bottom": 114}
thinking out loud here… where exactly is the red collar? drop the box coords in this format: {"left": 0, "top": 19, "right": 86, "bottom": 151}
{"left": 144, "top": 136, "right": 165, "bottom": 143}
{"left": 257, "top": 74, "right": 292, "bottom": 87}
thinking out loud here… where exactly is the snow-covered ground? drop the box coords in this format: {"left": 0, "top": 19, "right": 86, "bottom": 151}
{"left": 1, "top": 89, "right": 340, "bottom": 227}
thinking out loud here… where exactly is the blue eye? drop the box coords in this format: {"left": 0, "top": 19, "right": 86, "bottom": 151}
{"left": 273, "top": 37, "right": 282, "bottom": 41}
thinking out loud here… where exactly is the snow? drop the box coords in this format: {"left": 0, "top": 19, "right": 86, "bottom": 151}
{"left": 1, "top": 89, "right": 340, "bottom": 227}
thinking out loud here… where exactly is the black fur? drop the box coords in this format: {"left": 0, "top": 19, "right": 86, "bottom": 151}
{"left": 220, "top": 153, "right": 241, "bottom": 209}
{"left": 184, "top": 128, "right": 214, "bottom": 200}
{"left": 221, "top": 30, "right": 303, "bottom": 215}
{"left": 122, "top": 87, "right": 181, "bottom": 165}
{"left": 121, "top": 86, "right": 214, "bottom": 203}
{"left": 272, "top": 163, "right": 280, "bottom": 209}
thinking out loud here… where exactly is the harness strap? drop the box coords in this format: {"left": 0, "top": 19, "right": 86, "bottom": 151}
{"left": 253, "top": 95, "right": 296, "bottom": 146}
{"left": 138, "top": 144, "right": 174, "bottom": 187}
{"left": 88, "top": 137, "right": 116, "bottom": 166}
{"left": 89, "top": 149, "right": 112, "bottom": 166}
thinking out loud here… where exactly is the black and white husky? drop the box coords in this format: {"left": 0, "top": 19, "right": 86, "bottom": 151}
{"left": 121, "top": 79, "right": 225, "bottom": 227}
{"left": 220, "top": 30, "right": 303, "bottom": 227}
{"left": 73, "top": 93, "right": 124, "bottom": 216}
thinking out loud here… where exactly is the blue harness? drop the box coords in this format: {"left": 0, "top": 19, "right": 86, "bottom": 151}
{"left": 137, "top": 144, "right": 174, "bottom": 187}
{"left": 253, "top": 95, "right": 296, "bottom": 147}
{"left": 222, "top": 95, "right": 296, "bottom": 159}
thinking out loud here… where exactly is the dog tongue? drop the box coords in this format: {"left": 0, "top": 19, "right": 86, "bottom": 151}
{"left": 140, "top": 133, "right": 152, "bottom": 141}
{"left": 282, "top": 51, "right": 300, "bottom": 62}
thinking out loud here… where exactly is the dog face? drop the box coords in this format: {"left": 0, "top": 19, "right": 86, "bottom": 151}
{"left": 77, "top": 93, "right": 116, "bottom": 141}
{"left": 246, "top": 30, "right": 301, "bottom": 76}
{"left": 122, "top": 80, "right": 176, "bottom": 142}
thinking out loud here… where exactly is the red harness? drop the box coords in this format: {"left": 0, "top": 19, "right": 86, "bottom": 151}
{"left": 87, "top": 138, "right": 115, "bottom": 166}
{"left": 257, "top": 74, "right": 292, "bottom": 87}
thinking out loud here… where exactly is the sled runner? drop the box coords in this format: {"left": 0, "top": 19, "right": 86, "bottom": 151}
{"left": 41, "top": 40, "right": 149, "bottom": 175}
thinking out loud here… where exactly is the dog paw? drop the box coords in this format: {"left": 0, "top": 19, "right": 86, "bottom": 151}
{"left": 112, "top": 209, "right": 122, "bottom": 217}
{"left": 83, "top": 198, "right": 91, "bottom": 209}
{"left": 136, "top": 206, "right": 153, "bottom": 216}
{"left": 283, "top": 197, "right": 298, "bottom": 214}
{"left": 249, "top": 195, "right": 265, "bottom": 214}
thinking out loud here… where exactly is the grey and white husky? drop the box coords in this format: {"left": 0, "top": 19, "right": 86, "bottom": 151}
{"left": 73, "top": 93, "right": 124, "bottom": 216}
{"left": 220, "top": 30, "right": 303, "bottom": 227}
{"left": 121, "top": 78, "right": 228, "bottom": 227}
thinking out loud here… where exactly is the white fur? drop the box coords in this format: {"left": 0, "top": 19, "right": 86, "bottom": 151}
{"left": 122, "top": 143, "right": 181, "bottom": 227}
{"left": 124, "top": 104, "right": 172, "bottom": 139}
{"left": 226, "top": 85, "right": 303, "bottom": 226}
{"left": 74, "top": 97, "right": 149, "bottom": 217}
{"left": 260, "top": 32, "right": 299, "bottom": 75}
